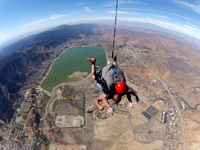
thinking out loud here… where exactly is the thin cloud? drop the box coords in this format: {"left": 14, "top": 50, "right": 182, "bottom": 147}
{"left": 0, "top": 37, "right": 6, "bottom": 42}
{"left": 75, "top": 16, "right": 200, "bottom": 40}
{"left": 152, "top": 14, "right": 169, "bottom": 19}
{"left": 101, "top": 0, "right": 149, "bottom": 7}
{"left": 84, "top": 7, "right": 93, "bottom": 12}
{"left": 191, "top": 24, "right": 197, "bottom": 28}
{"left": 173, "top": 0, "right": 200, "bottom": 15}
{"left": 119, "top": 0, "right": 150, "bottom": 5}
{"left": 3, "top": 16, "right": 200, "bottom": 45}
{"left": 49, "top": 14, "right": 71, "bottom": 19}
{"left": 22, "top": 13, "right": 72, "bottom": 27}
{"left": 116, "top": 17, "right": 200, "bottom": 39}
{"left": 183, "top": 25, "right": 200, "bottom": 32}
{"left": 120, "top": 8, "right": 200, "bottom": 25}
{"left": 22, "top": 19, "right": 46, "bottom": 27}
{"left": 106, "top": 10, "right": 139, "bottom": 14}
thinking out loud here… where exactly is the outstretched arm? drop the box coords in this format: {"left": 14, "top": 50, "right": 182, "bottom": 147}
{"left": 102, "top": 94, "right": 114, "bottom": 115}
{"left": 102, "top": 94, "right": 111, "bottom": 109}
{"left": 126, "top": 90, "right": 139, "bottom": 103}
{"left": 95, "top": 97, "right": 104, "bottom": 111}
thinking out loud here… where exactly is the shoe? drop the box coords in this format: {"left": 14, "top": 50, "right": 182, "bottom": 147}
{"left": 113, "top": 56, "right": 117, "bottom": 61}
{"left": 87, "top": 58, "right": 96, "bottom": 64}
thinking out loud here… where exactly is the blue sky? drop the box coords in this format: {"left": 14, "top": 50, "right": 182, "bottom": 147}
{"left": 1, "top": 0, "right": 200, "bottom": 45}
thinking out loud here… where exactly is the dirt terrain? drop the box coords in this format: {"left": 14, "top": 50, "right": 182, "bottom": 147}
{"left": 68, "top": 71, "right": 88, "bottom": 80}
{"left": 38, "top": 72, "right": 166, "bottom": 150}
{"left": 184, "top": 106, "right": 200, "bottom": 150}
{"left": 22, "top": 26, "right": 200, "bottom": 150}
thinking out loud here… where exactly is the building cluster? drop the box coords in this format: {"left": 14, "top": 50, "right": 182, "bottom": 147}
{"left": 141, "top": 105, "right": 158, "bottom": 120}
{"left": 19, "top": 101, "right": 32, "bottom": 114}
{"left": 162, "top": 111, "right": 168, "bottom": 124}
{"left": 162, "top": 86, "right": 167, "bottom": 91}
{"left": 141, "top": 111, "right": 152, "bottom": 120}
{"left": 5, "top": 138, "right": 33, "bottom": 150}
{"left": 147, "top": 106, "right": 158, "bottom": 116}
{"left": 176, "top": 99, "right": 185, "bottom": 110}
{"left": 135, "top": 119, "right": 165, "bottom": 143}
{"left": 162, "top": 99, "right": 185, "bottom": 126}
{"left": 0, "top": 122, "right": 33, "bottom": 150}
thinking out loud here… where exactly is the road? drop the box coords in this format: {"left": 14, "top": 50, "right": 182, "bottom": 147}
{"left": 40, "top": 73, "right": 92, "bottom": 121}
{"left": 40, "top": 48, "right": 111, "bottom": 121}
{"left": 127, "top": 42, "right": 186, "bottom": 150}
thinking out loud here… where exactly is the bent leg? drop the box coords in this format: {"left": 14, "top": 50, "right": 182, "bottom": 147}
{"left": 87, "top": 58, "right": 96, "bottom": 79}
{"left": 91, "top": 64, "right": 96, "bottom": 79}
{"left": 113, "top": 56, "right": 117, "bottom": 65}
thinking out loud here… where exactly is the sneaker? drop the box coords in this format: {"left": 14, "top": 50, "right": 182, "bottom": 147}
{"left": 87, "top": 58, "right": 96, "bottom": 64}
{"left": 113, "top": 56, "right": 117, "bottom": 61}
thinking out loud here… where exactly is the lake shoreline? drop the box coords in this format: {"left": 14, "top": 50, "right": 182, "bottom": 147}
{"left": 40, "top": 46, "right": 107, "bottom": 91}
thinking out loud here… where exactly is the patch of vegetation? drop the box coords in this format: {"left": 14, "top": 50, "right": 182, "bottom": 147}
{"left": 102, "top": 116, "right": 107, "bottom": 119}
{"left": 97, "top": 44, "right": 102, "bottom": 46}
{"left": 68, "top": 77, "right": 81, "bottom": 82}
{"left": 132, "top": 44, "right": 140, "bottom": 48}
{"left": 21, "top": 115, "right": 28, "bottom": 124}
{"left": 23, "top": 115, "right": 28, "bottom": 120}
{"left": 97, "top": 113, "right": 102, "bottom": 119}
{"left": 21, "top": 120, "right": 25, "bottom": 124}
{"left": 95, "top": 110, "right": 104, "bottom": 119}
{"left": 80, "top": 122, "right": 84, "bottom": 127}
{"left": 43, "top": 92, "right": 51, "bottom": 102}
{"left": 39, "top": 92, "right": 51, "bottom": 115}
{"left": 127, "top": 85, "right": 137, "bottom": 93}
{"left": 59, "top": 87, "right": 63, "bottom": 92}
{"left": 141, "top": 45, "right": 151, "bottom": 50}
{"left": 119, "top": 44, "right": 126, "bottom": 48}
{"left": 83, "top": 75, "right": 88, "bottom": 78}
{"left": 52, "top": 96, "right": 72, "bottom": 113}
{"left": 148, "top": 130, "right": 153, "bottom": 134}
{"left": 115, "top": 109, "right": 129, "bottom": 114}
{"left": 39, "top": 135, "right": 51, "bottom": 150}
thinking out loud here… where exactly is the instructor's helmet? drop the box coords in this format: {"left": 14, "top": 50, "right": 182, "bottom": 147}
{"left": 115, "top": 82, "right": 128, "bottom": 94}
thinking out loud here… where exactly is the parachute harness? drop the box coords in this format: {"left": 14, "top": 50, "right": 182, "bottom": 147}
{"left": 112, "top": 0, "right": 119, "bottom": 59}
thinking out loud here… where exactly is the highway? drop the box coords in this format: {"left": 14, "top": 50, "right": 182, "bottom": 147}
{"left": 127, "top": 42, "right": 186, "bottom": 150}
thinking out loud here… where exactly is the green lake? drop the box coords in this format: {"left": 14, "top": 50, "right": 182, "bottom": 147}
{"left": 41, "top": 46, "right": 107, "bottom": 91}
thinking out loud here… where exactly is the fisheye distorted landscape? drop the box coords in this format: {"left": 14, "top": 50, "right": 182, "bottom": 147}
{"left": 0, "top": 0, "right": 200, "bottom": 150}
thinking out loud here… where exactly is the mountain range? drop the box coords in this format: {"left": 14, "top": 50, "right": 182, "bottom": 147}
{"left": 0, "top": 24, "right": 97, "bottom": 123}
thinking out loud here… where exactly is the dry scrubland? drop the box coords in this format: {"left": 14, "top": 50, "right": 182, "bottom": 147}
{"left": 21, "top": 26, "right": 200, "bottom": 150}
{"left": 96, "top": 26, "right": 200, "bottom": 150}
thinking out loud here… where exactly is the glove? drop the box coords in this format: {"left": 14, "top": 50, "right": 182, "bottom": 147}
{"left": 129, "top": 102, "right": 136, "bottom": 108}
{"left": 107, "top": 107, "right": 114, "bottom": 116}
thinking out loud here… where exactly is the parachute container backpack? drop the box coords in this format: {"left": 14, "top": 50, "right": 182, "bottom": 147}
{"left": 101, "top": 64, "right": 126, "bottom": 91}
